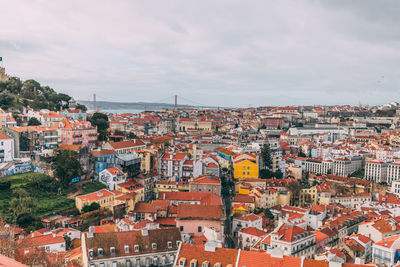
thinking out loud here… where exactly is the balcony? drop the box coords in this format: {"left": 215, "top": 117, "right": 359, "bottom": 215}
{"left": 292, "top": 242, "right": 316, "bottom": 255}
{"left": 73, "top": 133, "right": 82, "bottom": 138}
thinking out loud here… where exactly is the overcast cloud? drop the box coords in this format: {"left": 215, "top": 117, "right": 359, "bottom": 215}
{"left": 1, "top": 0, "right": 400, "bottom": 107}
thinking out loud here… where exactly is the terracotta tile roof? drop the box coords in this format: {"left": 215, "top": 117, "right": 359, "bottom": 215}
{"left": 237, "top": 213, "right": 261, "bottom": 222}
{"left": 109, "top": 139, "right": 145, "bottom": 149}
{"left": 272, "top": 224, "right": 311, "bottom": 242}
{"left": 154, "top": 217, "right": 176, "bottom": 226}
{"left": 92, "top": 149, "right": 117, "bottom": 156}
{"left": 134, "top": 202, "right": 168, "bottom": 213}
{"left": 329, "top": 248, "right": 345, "bottom": 258}
{"left": 19, "top": 234, "right": 65, "bottom": 248}
{"left": 191, "top": 175, "right": 220, "bottom": 184}
{"left": 232, "top": 194, "right": 255, "bottom": 204}
{"left": 158, "top": 192, "right": 222, "bottom": 206}
{"left": 177, "top": 204, "right": 223, "bottom": 220}
{"left": 176, "top": 243, "right": 238, "bottom": 267}
{"left": 0, "top": 132, "right": 13, "bottom": 139}
{"left": 303, "top": 259, "right": 329, "bottom": 267}
{"left": 237, "top": 250, "right": 302, "bottom": 267}
{"left": 117, "top": 180, "right": 143, "bottom": 192}
{"left": 76, "top": 189, "right": 115, "bottom": 201}
{"left": 106, "top": 167, "right": 124, "bottom": 176}
{"left": 239, "top": 227, "right": 267, "bottom": 237}
{"left": 0, "top": 254, "right": 28, "bottom": 267}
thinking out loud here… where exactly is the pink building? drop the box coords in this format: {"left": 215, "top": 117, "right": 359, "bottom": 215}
{"left": 176, "top": 204, "right": 224, "bottom": 237}
{"left": 60, "top": 119, "right": 97, "bottom": 147}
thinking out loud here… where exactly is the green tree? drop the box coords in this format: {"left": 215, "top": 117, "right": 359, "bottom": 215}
{"left": 64, "top": 235, "right": 72, "bottom": 250}
{"left": 27, "top": 174, "right": 60, "bottom": 193}
{"left": 54, "top": 150, "right": 82, "bottom": 187}
{"left": 0, "top": 93, "right": 15, "bottom": 110}
{"left": 261, "top": 143, "right": 272, "bottom": 170}
{"left": 82, "top": 202, "right": 100, "bottom": 213}
{"left": 298, "top": 146, "right": 307, "bottom": 157}
{"left": 274, "top": 169, "right": 283, "bottom": 179}
{"left": 287, "top": 181, "right": 302, "bottom": 206}
{"left": 89, "top": 112, "right": 109, "bottom": 141}
{"left": 16, "top": 213, "right": 35, "bottom": 228}
{"left": 28, "top": 117, "right": 41, "bottom": 126}
{"left": 9, "top": 188, "right": 36, "bottom": 218}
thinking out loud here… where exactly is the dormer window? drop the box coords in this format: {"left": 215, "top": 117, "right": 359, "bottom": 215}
{"left": 179, "top": 257, "right": 187, "bottom": 266}
{"left": 167, "top": 241, "right": 173, "bottom": 249}
{"left": 98, "top": 248, "right": 104, "bottom": 256}
{"left": 88, "top": 249, "right": 94, "bottom": 259}
{"left": 110, "top": 247, "right": 116, "bottom": 255}
{"left": 202, "top": 261, "right": 210, "bottom": 267}
{"left": 124, "top": 245, "right": 130, "bottom": 253}
{"left": 152, "top": 243, "right": 157, "bottom": 250}
{"left": 190, "top": 259, "right": 198, "bottom": 267}
{"left": 134, "top": 245, "right": 140, "bottom": 252}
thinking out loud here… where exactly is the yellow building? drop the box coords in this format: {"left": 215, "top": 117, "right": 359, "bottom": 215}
{"left": 234, "top": 159, "right": 259, "bottom": 180}
{"left": 115, "top": 180, "right": 145, "bottom": 202}
{"left": 154, "top": 180, "right": 189, "bottom": 194}
{"left": 299, "top": 186, "right": 318, "bottom": 206}
{"left": 75, "top": 189, "right": 121, "bottom": 212}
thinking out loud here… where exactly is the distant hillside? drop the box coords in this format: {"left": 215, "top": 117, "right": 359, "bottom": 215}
{"left": 78, "top": 100, "right": 199, "bottom": 111}
{"left": 0, "top": 77, "right": 85, "bottom": 111}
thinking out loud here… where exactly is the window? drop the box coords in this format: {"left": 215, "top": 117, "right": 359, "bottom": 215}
{"left": 167, "top": 241, "right": 173, "bottom": 248}
{"left": 98, "top": 248, "right": 104, "bottom": 256}
{"left": 126, "top": 260, "right": 131, "bottom": 267}
{"left": 125, "top": 245, "right": 130, "bottom": 253}
{"left": 198, "top": 226, "right": 202, "bottom": 232}
{"left": 180, "top": 226, "right": 184, "bottom": 231}
{"left": 134, "top": 245, "right": 140, "bottom": 252}
{"left": 152, "top": 243, "right": 157, "bottom": 250}
{"left": 112, "top": 262, "right": 117, "bottom": 267}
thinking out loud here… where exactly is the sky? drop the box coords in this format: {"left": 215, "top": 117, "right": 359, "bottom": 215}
{"left": 1, "top": 0, "right": 400, "bottom": 107}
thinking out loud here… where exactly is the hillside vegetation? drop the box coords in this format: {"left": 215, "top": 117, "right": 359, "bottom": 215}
{"left": 0, "top": 77, "right": 86, "bottom": 111}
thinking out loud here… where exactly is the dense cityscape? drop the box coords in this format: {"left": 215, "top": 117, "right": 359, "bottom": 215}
{"left": 0, "top": 66, "right": 400, "bottom": 266}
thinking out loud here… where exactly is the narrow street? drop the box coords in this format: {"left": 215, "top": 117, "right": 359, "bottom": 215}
{"left": 222, "top": 173, "right": 235, "bottom": 248}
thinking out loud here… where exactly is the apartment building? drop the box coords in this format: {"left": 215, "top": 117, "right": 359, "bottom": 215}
{"left": 332, "top": 157, "right": 362, "bottom": 177}
{"left": 268, "top": 223, "right": 316, "bottom": 258}
{"left": 364, "top": 160, "right": 389, "bottom": 183}
{"left": 82, "top": 228, "right": 181, "bottom": 267}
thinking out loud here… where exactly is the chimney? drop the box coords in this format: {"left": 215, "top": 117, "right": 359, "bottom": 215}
{"left": 163, "top": 193, "right": 166, "bottom": 200}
